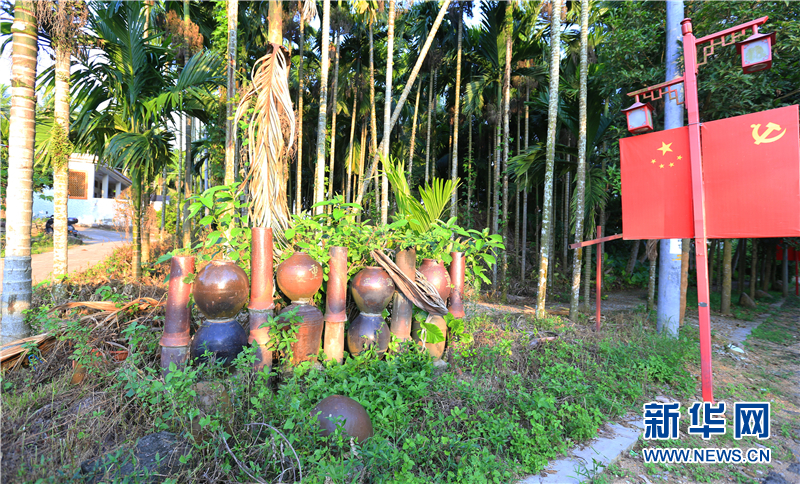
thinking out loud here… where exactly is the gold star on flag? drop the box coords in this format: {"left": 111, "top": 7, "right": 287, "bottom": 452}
{"left": 670, "top": 163, "right": 674, "bottom": 167}
{"left": 660, "top": 164, "right": 664, "bottom": 168}
{"left": 677, "top": 155, "right": 682, "bottom": 160}
{"left": 651, "top": 159, "right": 656, "bottom": 164}
{"left": 658, "top": 142, "right": 673, "bottom": 155}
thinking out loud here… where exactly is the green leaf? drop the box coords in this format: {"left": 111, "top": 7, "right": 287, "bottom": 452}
{"left": 420, "top": 321, "right": 445, "bottom": 344}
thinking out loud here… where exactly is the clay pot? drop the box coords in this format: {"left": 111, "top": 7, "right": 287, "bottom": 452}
{"left": 190, "top": 319, "right": 248, "bottom": 365}
{"left": 249, "top": 227, "right": 275, "bottom": 311}
{"left": 279, "top": 303, "right": 325, "bottom": 365}
{"left": 276, "top": 252, "right": 323, "bottom": 303}
{"left": 448, "top": 252, "right": 466, "bottom": 319}
{"left": 350, "top": 267, "right": 395, "bottom": 314}
{"left": 419, "top": 259, "right": 451, "bottom": 301}
{"left": 412, "top": 314, "right": 447, "bottom": 360}
{"left": 161, "top": 255, "right": 195, "bottom": 348}
{"left": 313, "top": 395, "right": 374, "bottom": 443}
{"left": 193, "top": 261, "right": 249, "bottom": 320}
{"left": 390, "top": 249, "right": 416, "bottom": 341}
{"left": 347, "top": 314, "right": 390, "bottom": 357}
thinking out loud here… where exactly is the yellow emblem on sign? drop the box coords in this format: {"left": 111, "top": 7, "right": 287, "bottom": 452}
{"left": 751, "top": 122, "right": 786, "bottom": 145}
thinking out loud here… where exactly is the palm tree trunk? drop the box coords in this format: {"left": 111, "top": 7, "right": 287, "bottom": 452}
{"left": 536, "top": 0, "right": 562, "bottom": 318}
{"left": 345, "top": 87, "right": 358, "bottom": 204}
{"left": 408, "top": 76, "right": 421, "bottom": 183}
{"left": 500, "top": 0, "right": 512, "bottom": 296}
{"left": 160, "top": 166, "right": 167, "bottom": 241}
{"left": 521, "top": 86, "right": 530, "bottom": 283}
{"left": 328, "top": 31, "right": 341, "bottom": 202}
{"left": 467, "top": 115, "right": 473, "bottom": 217}
{"left": 581, "top": 242, "right": 591, "bottom": 312}
{"left": 1, "top": 0, "right": 37, "bottom": 343}
{"left": 142, "top": 181, "right": 151, "bottom": 263}
{"left": 176, "top": 150, "right": 182, "bottom": 234}
{"left": 486, "top": 147, "right": 492, "bottom": 230}
{"left": 225, "top": 0, "right": 238, "bottom": 185}
{"left": 314, "top": 0, "right": 331, "bottom": 214}
{"left": 295, "top": 11, "right": 306, "bottom": 213}
{"left": 132, "top": 170, "right": 142, "bottom": 280}
{"left": 562, "top": 172, "right": 569, "bottom": 269}
{"left": 679, "top": 237, "right": 690, "bottom": 325}
{"left": 749, "top": 239, "right": 757, "bottom": 300}
{"left": 356, "top": 0, "right": 451, "bottom": 205}
{"left": 569, "top": 0, "right": 589, "bottom": 320}
{"left": 425, "top": 70, "right": 434, "bottom": 185}
{"left": 514, "top": 108, "right": 520, "bottom": 265}
{"left": 358, "top": 122, "right": 366, "bottom": 204}
{"left": 521, "top": 188, "right": 528, "bottom": 282}
{"left": 647, "top": 240, "right": 657, "bottom": 311}
{"left": 450, "top": 12, "right": 463, "bottom": 220}
{"left": 380, "top": 0, "right": 396, "bottom": 225}
{"left": 182, "top": 112, "right": 192, "bottom": 249}
{"left": 721, "top": 239, "right": 733, "bottom": 314}
{"left": 53, "top": 45, "right": 70, "bottom": 280}
{"left": 367, "top": 22, "right": 379, "bottom": 214}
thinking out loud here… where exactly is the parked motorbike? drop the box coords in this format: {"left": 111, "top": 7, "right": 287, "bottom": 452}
{"left": 45, "top": 216, "right": 79, "bottom": 237}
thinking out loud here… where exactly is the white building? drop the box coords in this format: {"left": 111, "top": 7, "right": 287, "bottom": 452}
{"left": 31, "top": 154, "right": 133, "bottom": 226}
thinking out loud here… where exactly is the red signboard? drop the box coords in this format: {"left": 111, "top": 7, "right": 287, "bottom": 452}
{"left": 703, "top": 105, "right": 800, "bottom": 238}
{"left": 620, "top": 105, "right": 800, "bottom": 239}
{"left": 619, "top": 126, "right": 694, "bottom": 239}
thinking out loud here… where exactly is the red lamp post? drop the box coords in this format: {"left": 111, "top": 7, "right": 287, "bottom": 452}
{"left": 622, "top": 16, "right": 775, "bottom": 403}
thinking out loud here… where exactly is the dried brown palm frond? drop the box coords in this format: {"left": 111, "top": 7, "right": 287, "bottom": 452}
{"left": 302, "top": 0, "right": 317, "bottom": 23}
{"left": 235, "top": 43, "right": 296, "bottom": 233}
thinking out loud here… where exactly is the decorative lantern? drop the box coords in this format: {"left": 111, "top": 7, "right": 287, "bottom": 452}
{"left": 621, "top": 100, "right": 654, "bottom": 134}
{"left": 735, "top": 29, "right": 776, "bottom": 74}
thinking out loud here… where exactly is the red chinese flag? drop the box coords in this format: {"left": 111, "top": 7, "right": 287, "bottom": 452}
{"left": 620, "top": 127, "right": 694, "bottom": 239}
{"left": 703, "top": 105, "right": 800, "bottom": 238}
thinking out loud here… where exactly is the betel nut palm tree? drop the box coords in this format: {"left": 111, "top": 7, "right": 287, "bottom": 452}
{"left": 1, "top": 0, "right": 38, "bottom": 344}
{"left": 71, "top": 1, "right": 222, "bottom": 279}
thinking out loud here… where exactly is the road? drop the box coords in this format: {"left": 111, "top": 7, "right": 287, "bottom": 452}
{"left": 1, "top": 227, "right": 131, "bottom": 285}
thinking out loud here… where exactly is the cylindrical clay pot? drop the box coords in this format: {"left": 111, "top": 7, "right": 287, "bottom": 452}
{"left": 161, "top": 255, "right": 195, "bottom": 376}
{"left": 249, "top": 227, "right": 275, "bottom": 371}
{"left": 390, "top": 249, "right": 416, "bottom": 341}
{"left": 279, "top": 303, "right": 325, "bottom": 365}
{"left": 412, "top": 314, "right": 447, "bottom": 360}
{"left": 324, "top": 247, "right": 348, "bottom": 364}
{"left": 448, "top": 251, "right": 466, "bottom": 319}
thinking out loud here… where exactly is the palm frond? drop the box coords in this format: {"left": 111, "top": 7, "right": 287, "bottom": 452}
{"left": 235, "top": 43, "right": 296, "bottom": 232}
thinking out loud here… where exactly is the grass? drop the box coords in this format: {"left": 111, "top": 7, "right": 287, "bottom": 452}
{"left": 1, "top": 302, "right": 701, "bottom": 483}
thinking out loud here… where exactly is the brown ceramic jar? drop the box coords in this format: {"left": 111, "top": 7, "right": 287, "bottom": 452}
{"left": 193, "top": 260, "right": 249, "bottom": 320}
{"left": 276, "top": 252, "right": 323, "bottom": 303}
{"left": 350, "top": 267, "right": 395, "bottom": 314}
{"left": 419, "top": 259, "right": 452, "bottom": 301}
{"left": 313, "top": 395, "right": 374, "bottom": 443}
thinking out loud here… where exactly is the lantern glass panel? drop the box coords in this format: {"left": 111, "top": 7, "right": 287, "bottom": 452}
{"left": 628, "top": 107, "right": 648, "bottom": 130}
{"left": 742, "top": 38, "right": 770, "bottom": 66}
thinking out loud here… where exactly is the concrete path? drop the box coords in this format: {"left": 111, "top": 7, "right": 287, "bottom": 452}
{"left": 0, "top": 227, "right": 131, "bottom": 285}
{"left": 520, "top": 416, "right": 644, "bottom": 483}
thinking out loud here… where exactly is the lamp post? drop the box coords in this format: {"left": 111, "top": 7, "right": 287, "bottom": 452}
{"left": 623, "top": 16, "right": 775, "bottom": 402}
